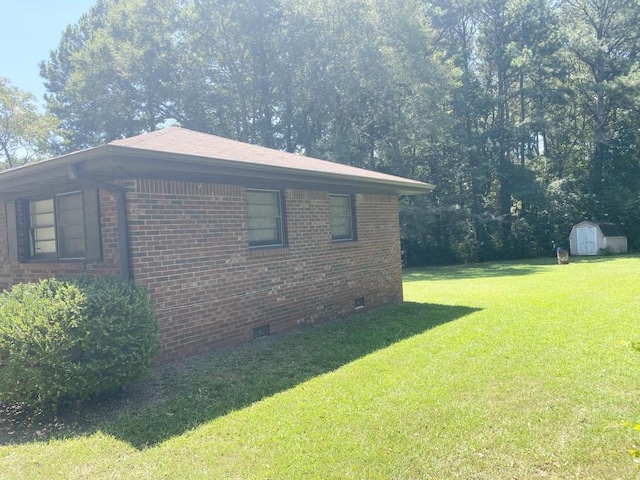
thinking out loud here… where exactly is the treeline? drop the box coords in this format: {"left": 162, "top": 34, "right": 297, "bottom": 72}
{"left": 39, "top": 0, "right": 640, "bottom": 265}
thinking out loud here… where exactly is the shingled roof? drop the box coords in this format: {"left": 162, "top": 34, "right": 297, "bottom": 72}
{"left": 0, "top": 127, "right": 434, "bottom": 198}
{"left": 595, "top": 222, "right": 626, "bottom": 237}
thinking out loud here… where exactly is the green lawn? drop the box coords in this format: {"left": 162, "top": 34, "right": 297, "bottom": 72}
{"left": 1, "top": 256, "right": 640, "bottom": 479}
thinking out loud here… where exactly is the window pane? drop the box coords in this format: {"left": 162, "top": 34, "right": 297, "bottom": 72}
{"left": 246, "top": 190, "right": 276, "bottom": 207}
{"left": 30, "top": 199, "right": 56, "bottom": 257}
{"left": 248, "top": 203, "right": 278, "bottom": 218}
{"left": 330, "top": 195, "right": 353, "bottom": 240}
{"left": 56, "top": 192, "right": 86, "bottom": 259}
{"left": 57, "top": 193, "right": 84, "bottom": 225}
{"left": 33, "top": 211, "right": 55, "bottom": 226}
{"left": 58, "top": 225, "right": 86, "bottom": 258}
{"left": 31, "top": 200, "right": 55, "bottom": 217}
{"left": 33, "top": 239, "right": 57, "bottom": 255}
{"left": 33, "top": 226, "right": 56, "bottom": 242}
{"left": 246, "top": 190, "right": 283, "bottom": 246}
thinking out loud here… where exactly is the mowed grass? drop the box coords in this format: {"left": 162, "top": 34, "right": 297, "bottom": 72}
{"left": 1, "top": 255, "right": 640, "bottom": 479}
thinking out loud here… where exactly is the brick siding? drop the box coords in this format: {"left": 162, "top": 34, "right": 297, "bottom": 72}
{"left": 128, "top": 180, "right": 403, "bottom": 363}
{"left": 0, "top": 190, "right": 121, "bottom": 290}
{"left": 0, "top": 179, "right": 403, "bottom": 363}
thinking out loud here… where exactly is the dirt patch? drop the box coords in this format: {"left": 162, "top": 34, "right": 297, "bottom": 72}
{"left": 0, "top": 358, "right": 191, "bottom": 445}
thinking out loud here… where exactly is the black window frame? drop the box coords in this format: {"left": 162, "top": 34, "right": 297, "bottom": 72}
{"left": 6, "top": 188, "right": 102, "bottom": 263}
{"left": 246, "top": 188, "right": 287, "bottom": 248}
{"left": 28, "top": 191, "right": 87, "bottom": 260}
{"left": 329, "top": 193, "right": 356, "bottom": 242}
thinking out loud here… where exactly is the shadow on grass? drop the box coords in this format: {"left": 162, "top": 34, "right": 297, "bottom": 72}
{"left": 0, "top": 302, "right": 478, "bottom": 449}
{"left": 403, "top": 259, "right": 553, "bottom": 281}
{"left": 403, "top": 254, "right": 640, "bottom": 283}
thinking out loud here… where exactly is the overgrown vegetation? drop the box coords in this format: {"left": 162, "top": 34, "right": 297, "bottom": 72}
{"left": 599, "top": 246, "right": 617, "bottom": 256}
{"left": 1, "top": 257, "right": 639, "bottom": 478}
{"left": 0, "top": 277, "right": 158, "bottom": 410}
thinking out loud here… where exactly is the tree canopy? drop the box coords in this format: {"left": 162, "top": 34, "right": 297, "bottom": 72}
{"left": 0, "top": 78, "right": 57, "bottom": 168}
{"left": 37, "top": 0, "right": 640, "bottom": 264}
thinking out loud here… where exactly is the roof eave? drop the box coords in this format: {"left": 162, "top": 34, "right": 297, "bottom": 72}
{"left": 87, "top": 145, "right": 435, "bottom": 195}
{"left": 0, "top": 144, "right": 434, "bottom": 199}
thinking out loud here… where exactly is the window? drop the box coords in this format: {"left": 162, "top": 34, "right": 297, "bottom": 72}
{"left": 6, "top": 189, "right": 100, "bottom": 263}
{"left": 29, "top": 199, "right": 56, "bottom": 257}
{"left": 29, "top": 191, "right": 86, "bottom": 259}
{"left": 25, "top": 190, "right": 97, "bottom": 261}
{"left": 330, "top": 194, "right": 355, "bottom": 241}
{"left": 246, "top": 189, "right": 285, "bottom": 247}
{"left": 55, "top": 192, "right": 86, "bottom": 259}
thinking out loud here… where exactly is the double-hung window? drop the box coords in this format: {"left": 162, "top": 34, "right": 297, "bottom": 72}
{"left": 246, "top": 189, "right": 285, "bottom": 247}
{"left": 29, "top": 191, "right": 87, "bottom": 260}
{"left": 29, "top": 199, "right": 57, "bottom": 258}
{"left": 7, "top": 189, "right": 102, "bottom": 262}
{"left": 330, "top": 194, "right": 356, "bottom": 241}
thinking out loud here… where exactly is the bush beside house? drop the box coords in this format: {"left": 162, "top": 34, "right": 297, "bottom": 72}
{"left": 0, "top": 277, "right": 158, "bottom": 410}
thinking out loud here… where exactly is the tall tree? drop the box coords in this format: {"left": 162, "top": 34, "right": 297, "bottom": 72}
{"left": 37, "top": 0, "right": 640, "bottom": 262}
{"left": 423, "top": 0, "right": 562, "bottom": 260}
{"left": 186, "top": 0, "right": 286, "bottom": 145}
{"left": 562, "top": 0, "right": 640, "bottom": 206}
{"left": 0, "top": 78, "right": 56, "bottom": 168}
{"left": 41, "top": 0, "right": 184, "bottom": 152}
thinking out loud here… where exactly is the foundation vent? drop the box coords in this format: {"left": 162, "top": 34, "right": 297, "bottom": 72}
{"left": 253, "top": 324, "right": 270, "bottom": 339}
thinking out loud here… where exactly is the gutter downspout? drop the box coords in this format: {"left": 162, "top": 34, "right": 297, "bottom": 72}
{"left": 68, "top": 165, "right": 132, "bottom": 281}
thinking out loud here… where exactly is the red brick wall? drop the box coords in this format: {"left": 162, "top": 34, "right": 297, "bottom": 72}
{"left": 127, "top": 179, "right": 403, "bottom": 362}
{"left": 0, "top": 180, "right": 403, "bottom": 363}
{"left": 0, "top": 190, "right": 121, "bottom": 290}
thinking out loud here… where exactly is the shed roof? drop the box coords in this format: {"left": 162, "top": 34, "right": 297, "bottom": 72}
{"left": 0, "top": 127, "right": 434, "bottom": 199}
{"left": 596, "top": 222, "right": 626, "bottom": 237}
{"left": 573, "top": 221, "right": 626, "bottom": 237}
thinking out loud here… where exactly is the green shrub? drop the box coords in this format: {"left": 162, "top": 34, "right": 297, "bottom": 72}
{"left": 0, "top": 279, "right": 86, "bottom": 409}
{"left": 599, "top": 246, "right": 617, "bottom": 256}
{"left": 0, "top": 277, "right": 159, "bottom": 410}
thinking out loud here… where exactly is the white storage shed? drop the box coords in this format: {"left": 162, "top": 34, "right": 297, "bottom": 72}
{"left": 569, "top": 221, "right": 628, "bottom": 256}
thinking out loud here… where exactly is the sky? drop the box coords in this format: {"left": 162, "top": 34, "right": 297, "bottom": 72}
{"left": 1, "top": 0, "right": 96, "bottom": 107}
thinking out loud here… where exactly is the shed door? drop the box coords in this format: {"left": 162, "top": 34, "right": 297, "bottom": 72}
{"left": 577, "top": 227, "right": 597, "bottom": 255}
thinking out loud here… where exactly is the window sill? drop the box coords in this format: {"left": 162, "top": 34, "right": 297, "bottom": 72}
{"left": 23, "top": 258, "right": 88, "bottom": 264}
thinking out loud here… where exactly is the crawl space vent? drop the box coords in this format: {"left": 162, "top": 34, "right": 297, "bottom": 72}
{"left": 253, "top": 324, "right": 270, "bottom": 339}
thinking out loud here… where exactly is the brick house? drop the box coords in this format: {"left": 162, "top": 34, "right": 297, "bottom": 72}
{"left": 0, "top": 127, "right": 433, "bottom": 362}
